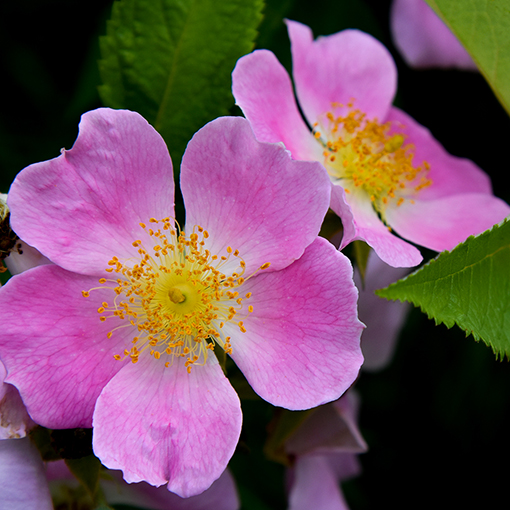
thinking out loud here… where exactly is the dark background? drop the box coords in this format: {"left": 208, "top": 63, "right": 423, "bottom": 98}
{"left": 1, "top": 0, "right": 509, "bottom": 508}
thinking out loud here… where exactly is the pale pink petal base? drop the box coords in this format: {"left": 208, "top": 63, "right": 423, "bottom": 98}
{"left": 386, "top": 193, "right": 510, "bottom": 252}
{"left": 339, "top": 191, "right": 423, "bottom": 268}
{"left": 226, "top": 237, "right": 363, "bottom": 410}
{"left": 0, "top": 265, "right": 130, "bottom": 428}
{"left": 93, "top": 352, "right": 242, "bottom": 498}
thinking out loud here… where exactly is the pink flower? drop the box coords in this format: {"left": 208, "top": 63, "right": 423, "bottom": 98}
{"left": 285, "top": 393, "right": 367, "bottom": 510}
{"left": 0, "top": 437, "right": 53, "bottom": 510}
{"left": 47, "top": 461, "right": 240, "bottom": 510}
{"left": 355, "top": 251, "right": 411, "bottom": 371}
{"left": 0, "top": 108, "right": 364, "bottom": 497}
{"left": 390, "top": 0, "right": 478, "bottom": 70}
{"left": 232, "top": 20, "right": 510, "bottom": 267}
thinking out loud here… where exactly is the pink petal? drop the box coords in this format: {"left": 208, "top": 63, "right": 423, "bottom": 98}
{"left": 102, "top": 468, "right": 240, "bottom": 510}
{"left": 232, "top": 50, "right": 320, "bottom": 161}
{"left": 391, "top": 0, "right": 477, "bottom": 70}
{"left": 354, "top": 251, "right": 411, "bottom": 371}
{"left": 180, "top": 116, "right": 331, "bottom": 274}
{"left": 226, "top": 237, "right": 364, "bottom": 410}
{"left": 8, "top": 108, "right": 175, "bottom": 276}
{"left": 341, "top": 192, "right": 423, "bottom": 268}
{"left": 386, "top": 107, "right": 493, "bottom": 199}
{"left": 287, "top": 19, "right": 397, "bottom": 124}
{"left": 288, "top": 455, "right": 350, "bottom": 510}
{"left": 285, "top": 392, "right": 367, "bottom": 457}
{"left": 93, "top": 352, "right": 242, "bottom": 498}
{"left": 386, "top": 193, "right": 510, "bottom": 252}
{"left": 0, "top": 438, "right": 53, "bottom": 510}
{"left": 0, "top": 265, "right": 130, "bottom": 428}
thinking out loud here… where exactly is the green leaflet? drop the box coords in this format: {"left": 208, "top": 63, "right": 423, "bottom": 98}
{"left": 376, "top": 219, "right": 510, "bottom": 359}
{"left": 98, "top": 0, "right": 263, "bottom": 170}
{"left": 425, "top": 0, "right": 510, "bottom": 116}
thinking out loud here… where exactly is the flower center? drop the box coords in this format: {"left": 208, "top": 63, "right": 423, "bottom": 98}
{"left": 313, "top": 102, "right": 432, "bottom": 221}
{"left": 83, "top": 218, "right": 270, "bottom": 372}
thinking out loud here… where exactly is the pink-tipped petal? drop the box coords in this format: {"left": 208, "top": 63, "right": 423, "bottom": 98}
{"left": 387, "top": 107, "right": 493, "bottom": 198}
{"left": 8, "top": 108, "right": 175, "bottom": 276}
{"left": 391, "top": 0, "right": 477, "bottom": 70}
{"left": 0, "top": 438, "right": 53, "bottom": 510}
{"left": 329, "top": 185, "right": 357, "bottom": 247}
{"left": 0, "top": 265, "right": 130, "bottom": 428}
{"left": 93, "top": 352, "right": 242, "bottom": 498}
{"left": 341, "top": 193, "right": 423, "bottom": 268}
{"left": 287, "top": 19, "right": 397, "bottom": 124}
{"left": 181, "top": 116, "right": 331, "bottom": 274}
{"left": 386, "top": 193, "right": 510, "bottom": 252}
{"left": 232, "top": 50, "right": 320, "bottom": 161}
{"left": 226, "top": 237, "right": 363, "bottom": 410}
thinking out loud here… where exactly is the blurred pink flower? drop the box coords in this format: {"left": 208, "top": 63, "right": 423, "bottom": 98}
{"left": 0, "top": 437, "right": 53, "bottom": 510}
{"left": 285, "top": 392, "right": 367, "bottom": 510}
{"left": 0, "top": 108, "right": 363, "bottom": 497}
{"left": 232, "top": 20, "right": 509, "bottom": 268}
{"left": 390, "top": 0, "right": 477, "bottom": 70}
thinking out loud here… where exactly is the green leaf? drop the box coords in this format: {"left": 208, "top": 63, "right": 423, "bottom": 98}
{"left": 425, "top": 0, "right": 510, "bottom": 116}
{"left": 376, "top": 219, "right": 510, "bottom": 358}
{"left": 98, "top": 0, "right": 263, "bottom": 170}
{"left": 65, "top": 454, "right": 102, "bottom": 501}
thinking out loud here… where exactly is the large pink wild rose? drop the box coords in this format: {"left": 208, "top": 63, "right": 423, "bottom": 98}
{"left": 232, "top": 20, "right": 510, "bottom": 267}
{"left": 0, "top": 108, "right": 364, "bottom": 498}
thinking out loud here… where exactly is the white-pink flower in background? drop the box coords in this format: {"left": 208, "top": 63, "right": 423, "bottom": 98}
{"left": 0, "top": 108, "right": 364, "bottom": 497}
{"left": 232, "top": 20, "right": 509, "bottom": 268}
{"left": 390, "top": 0, "right": 478, "bottom": 70}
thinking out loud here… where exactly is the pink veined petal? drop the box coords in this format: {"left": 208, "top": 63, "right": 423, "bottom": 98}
{"left": 341, "top": 191, "right": 423, "bottom": 268}
{"left": 355, "top": 251, "right": 411, "bottom": 371}
{"left": 386, "top": 107, "right": 493, "bottom": 199}
{"left": 225, "top": 237, "right": 364, "bottom": 410}
{"left": 0, "top": 437, "right": 53, "bottom": 510}
{"left": 329, "top": 185, "right": 357, "bottom": 248}
{"left": 8, "top": 108, "right": 175, "bottom": 276}
{"left": 390, "top": 0, "right": 477, "bottom": 70}
{"left": 232, "top": 50, "right": 321, "bottom": 161}
{"left": 0, "top": 265, "right": 131, "bottom": 428}
{"left": 288, "top": 455, "right": 350, "bottom": 510}
{"left": 101, "top": 468, "right": 240, "bottom": 510}
{"left": 286, "top": 19, "right": 397, "bottom": 125}
{"left": 93, "top": 352, "right": 242, "bottom": 499}
{"left": 180, "top": 116, "right": 331, "bottom": 275}
{"left": 386, "top": 193, "right": 510, "bottom": 252}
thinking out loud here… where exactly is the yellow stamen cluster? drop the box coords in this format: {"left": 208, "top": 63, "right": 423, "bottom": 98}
{"left": 83, "top": 218, "right": 270, "bottom": 373}
{"left": 314, "top": 102, "right": 432, "bottom": 220}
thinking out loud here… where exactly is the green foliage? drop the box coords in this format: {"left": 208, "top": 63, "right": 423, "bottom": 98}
{"left": 377, "top": 219, "right": 510, "bottom": 358}
{"left": 98, "top": 0, "right": 263, "bottom": 170}
{"left": 425, "top": 0, "right": 510, "bottom": 116}
{"left": 65, "top": 455, "right": 103, "bottom": 501}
